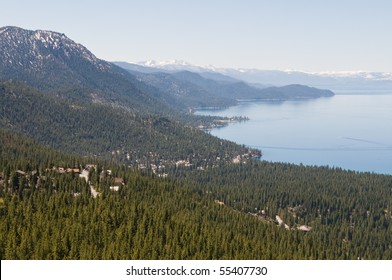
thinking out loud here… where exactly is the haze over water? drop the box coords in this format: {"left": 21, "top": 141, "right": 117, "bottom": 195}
{"left": 196, "top": 94, "right": 392, "bottom": 175}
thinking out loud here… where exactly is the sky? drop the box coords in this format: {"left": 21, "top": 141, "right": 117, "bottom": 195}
{"left": 1, "top": 0, "right": 392, "bottom": 72}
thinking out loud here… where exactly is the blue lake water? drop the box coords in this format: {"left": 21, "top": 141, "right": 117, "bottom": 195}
{"left": 196, "top": 94, "right": 392, "bottom": 175}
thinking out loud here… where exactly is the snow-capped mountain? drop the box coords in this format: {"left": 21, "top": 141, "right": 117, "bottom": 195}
{"left": 222, "top": 69, "right": 392, "bottom": 91}
{"left": 138, "top": 59, "right": 219, "bottom": 73}
{"left": 133, "top": 60, "right": 392, "bottom": 91}
{"left": 312, "top": 71, "right": 392, "bottom": 81}
{"left": 0, "top": 26, "right": 111, "bottom": 72}
{"left": 0, "top": 26, "right": 117, "bottom": 90}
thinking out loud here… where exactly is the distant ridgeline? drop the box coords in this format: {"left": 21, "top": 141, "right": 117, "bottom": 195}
{"left": 116, "top": 61, "right": 335, "bottom": 108}
{"left": 1, "top": 27, "right": 391, "bottom": 261}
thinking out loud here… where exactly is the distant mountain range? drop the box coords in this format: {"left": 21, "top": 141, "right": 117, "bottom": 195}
{"left": 127, "top": 60, "right": 392, "bottom": 92}
{"left": 115, "top": 61, "right": 334, "bottom": 105}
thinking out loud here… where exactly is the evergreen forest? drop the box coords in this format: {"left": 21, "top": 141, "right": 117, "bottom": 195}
{"left": 1, "top": 128, "right": 391, "bottom": 260}
{"left": 1, "top": 26, "right": 391, "bottom": 260}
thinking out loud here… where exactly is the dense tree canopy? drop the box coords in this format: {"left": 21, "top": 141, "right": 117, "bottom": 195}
{"left": 1, "top": 129, "right": 391, "bottom": 260}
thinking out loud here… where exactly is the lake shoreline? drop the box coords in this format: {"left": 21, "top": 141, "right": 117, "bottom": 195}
{"left": 196, "top": 94, "right": 392, "bottom": 175}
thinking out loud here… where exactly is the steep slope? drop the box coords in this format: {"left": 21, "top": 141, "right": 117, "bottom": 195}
{"left": 0, "top": 26, "right": 112, "bottom": 86}
{"left": 0, "top": 26, "right": 174, "bottom": 115}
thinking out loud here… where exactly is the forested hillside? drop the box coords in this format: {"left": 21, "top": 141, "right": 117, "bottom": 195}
{"left": 0, "top": 129, "right": 329, "bottom": 259}
{"left": 0, "top": 81, "right": 256, "bottom": 168}
{"left": 177, "top": 162, "right": 392, "bottom": 259}
{"left": 1, "top": 129, "right": 391, "bottom": 259}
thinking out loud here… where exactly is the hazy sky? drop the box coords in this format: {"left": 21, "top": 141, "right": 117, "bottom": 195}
{"left": 1, "top": 0, "right": 391, "bottom": 72}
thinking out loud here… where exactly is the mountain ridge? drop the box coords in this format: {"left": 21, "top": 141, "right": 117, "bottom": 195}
{"left": 135, "top": 59, "right": 392, "bottom": 81}
{"left": 0, "top": 26, "right": 112, "bottom": 83}
{"left": 116, "top": 61, "right": 334, "bottom": 104}
{"left": 132, "top": 60, "right": 392, "bottom": 91}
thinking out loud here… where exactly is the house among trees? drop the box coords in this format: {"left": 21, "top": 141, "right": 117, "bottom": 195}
{"left": 86, "top": 164, "right": 97, "bottom": 170}
{"left": 214, "top": 200, "right": 225, "bottom": 206}
{"left": 297, "top": 225, "right": 312, "bottom": 232}
{"left": 66, "top": 168, "right": 80, "bottom": 173}
{"left": 114, "top": 177, "right": 124, "bottom": 185}
{"left": 55, "top": 167, "right": 80, "bottom": 174}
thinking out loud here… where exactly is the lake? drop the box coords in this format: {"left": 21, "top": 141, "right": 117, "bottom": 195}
{"left": 196, "top": 94, "right": 392, "bottom": 175}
